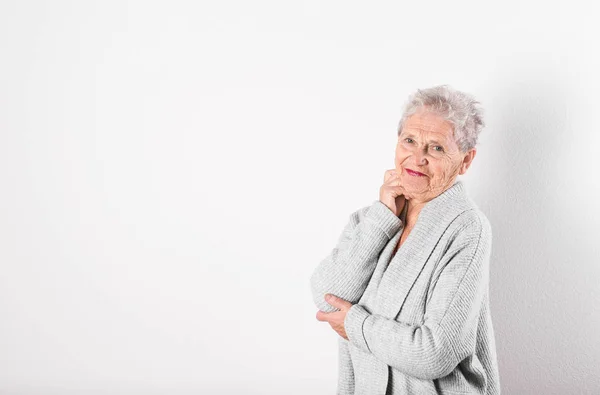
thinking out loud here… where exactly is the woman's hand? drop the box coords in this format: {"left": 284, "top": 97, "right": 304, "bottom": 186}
{"left": 316, "top": 294, "right": 354, "bottom": 340}
{"left": 380, "top": 169, "right": 413, "bottom": 217}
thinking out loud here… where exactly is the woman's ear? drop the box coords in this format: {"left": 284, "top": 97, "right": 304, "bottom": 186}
{"left": 459, "top": 148, "right": 477, "bottom": 175}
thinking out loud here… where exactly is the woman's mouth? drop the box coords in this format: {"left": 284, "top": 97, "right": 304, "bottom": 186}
{"left": 405, "top": 168, "right": 427, "bottom": 177}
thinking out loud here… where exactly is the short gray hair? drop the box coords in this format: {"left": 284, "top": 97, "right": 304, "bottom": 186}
{"left": 397, "top": 85, "right": 484, "bottom": 152}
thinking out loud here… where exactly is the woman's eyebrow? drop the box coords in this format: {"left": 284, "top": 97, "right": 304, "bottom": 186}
{"left": 401, "top": 133, "right": 446, "bottom": 146}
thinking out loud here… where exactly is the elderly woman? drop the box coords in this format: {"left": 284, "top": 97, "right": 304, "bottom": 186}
{"left": 310, "top": 85, "right": 500, "bottom": 395}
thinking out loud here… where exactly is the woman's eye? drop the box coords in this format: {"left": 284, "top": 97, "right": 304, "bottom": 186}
{"left": 433, "top": 146, "right": 444, "bottom": 152}
{"left": 405, "top": 138, "right": 414, "bottom": 143}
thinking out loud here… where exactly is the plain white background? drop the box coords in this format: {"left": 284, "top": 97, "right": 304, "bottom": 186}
{"left": 1, "top": 1, "right": 599, "bottom": 394}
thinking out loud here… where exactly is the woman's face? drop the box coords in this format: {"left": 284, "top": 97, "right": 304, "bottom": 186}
{"left": 395, "top": 109, "right": 476, "bottom": 203}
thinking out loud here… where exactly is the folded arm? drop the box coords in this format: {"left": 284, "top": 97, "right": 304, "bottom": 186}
{"left": 344, "top": 214, "right": 492, "bottom": 380}
{"left": 310, "top": 200, "right": 403, "bottom": 313}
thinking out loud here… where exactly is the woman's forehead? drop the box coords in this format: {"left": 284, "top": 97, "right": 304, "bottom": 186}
{"left": 403, "top": 112, "right": 454, "bottom": 135}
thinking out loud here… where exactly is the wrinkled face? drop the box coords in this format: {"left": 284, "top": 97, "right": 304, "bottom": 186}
{"left": 395, "top": 109, "right": 476, "bottom": 203}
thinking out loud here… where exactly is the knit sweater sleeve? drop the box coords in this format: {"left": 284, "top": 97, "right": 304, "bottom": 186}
{"left": 337, "top": 338, "right": 355, "bottom": 395}
{"left": 344, "top": 212, "right": 492, "bottom": 380}
{"left": 309, "top": 200, "right": 403, "bottom": 313}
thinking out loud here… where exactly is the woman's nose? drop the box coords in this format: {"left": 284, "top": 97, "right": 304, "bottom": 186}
{"left": 414, "top": 149, "right": 428, "bottom": 165}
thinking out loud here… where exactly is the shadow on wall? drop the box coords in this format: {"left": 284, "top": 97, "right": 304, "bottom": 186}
{"left": 481, "top": 74, "right": 600, "bottom": 393}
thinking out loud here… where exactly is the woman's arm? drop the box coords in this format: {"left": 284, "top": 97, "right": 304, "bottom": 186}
{"left": 309, "top": 200, "right": 403, "bottom": 313}
{"left": 343, "top": 212, "right": 492, "bottom": 380}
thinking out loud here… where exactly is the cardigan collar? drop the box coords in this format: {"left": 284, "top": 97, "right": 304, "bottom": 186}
{"left": 374, "top": 179, "right": 474, "bottom": 319}
{"left": 420, "top": 179, "right": 470, "bottom": 215}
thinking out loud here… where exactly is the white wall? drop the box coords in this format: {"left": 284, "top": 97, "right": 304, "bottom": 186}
{"left": 1, "top": 1, "right": 599, "bottom": 394}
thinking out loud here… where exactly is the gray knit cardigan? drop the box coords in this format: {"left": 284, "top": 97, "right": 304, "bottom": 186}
{"left": 310, "top": 180, "right": 501, "bottom": 394}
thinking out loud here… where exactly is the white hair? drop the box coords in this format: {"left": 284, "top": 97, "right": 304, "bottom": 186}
{"left": 397, "top": 85, "right": 484, "bottom": 153}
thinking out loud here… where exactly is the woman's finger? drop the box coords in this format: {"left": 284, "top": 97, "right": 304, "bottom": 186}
{"left": 383, "top": 169, "right": 396, "bottom": 183}
{"left": 381, "top": 184, "right": 405, "bottom": 198}
{"left": 383, "top": 174, "right": 403, "bottom": 187}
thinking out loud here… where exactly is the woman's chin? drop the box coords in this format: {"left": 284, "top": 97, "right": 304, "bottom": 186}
{"left": 403, "top": 184, "right": 430, "bottom": 199}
